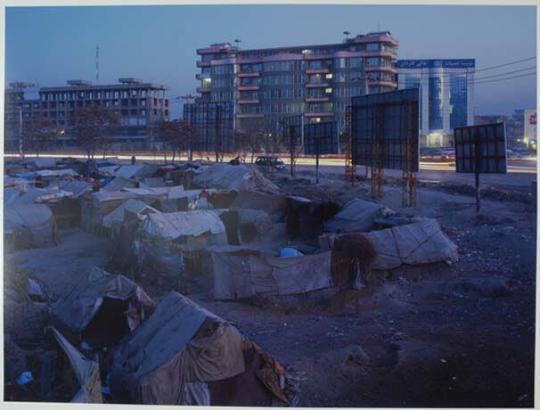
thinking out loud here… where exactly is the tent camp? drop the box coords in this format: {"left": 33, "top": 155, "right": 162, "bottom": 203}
{"left": 211, "top": 249, "right": 333, "bottom": 300}
{"left": 110, "top": 291, "right": 293, "bottom": 406}
{"left": 46, "top": 327, "right": 103, "bottom": 403}
{"left": 319, "top": 218, "right": 459, "bottom": 270}
{"left": 4, "top": 204, "right": 57, "bottom": 249}
{"left": 193, "top": 164, "right": 279, "bottom": 193}
{"left": 134, "top": 210, "right": 228, "bottom": 280}
{"left": 51, "top": 267, "right": 155, "bottom": 348}
{"left": 324, "top": 198, "right": 393, "bottom": 233}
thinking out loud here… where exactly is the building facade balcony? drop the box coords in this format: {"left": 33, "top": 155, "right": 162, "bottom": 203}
{"left": 306, "top": 68, "right": 331, "bottom": 75}
{"left": 196, "top": 60, "right": 211, "bottom": 68}
{"left": 305, "top": 112, "right": 334, "bottom": 117}
{"left": 305, "top": 83, "right": 330, "bottom": 88}
{"left": 365, "top": 66, "right": 398, "bottom": 74}
{"left": 238, "top": 99, "right": 260, "bottom": 104}
{"left": 196, "top": 87, "right": 211, "bottom": 93}
{"left": 370, "top": 80, "right": 398, "bottom": 88}
{"left": 305, "top": 97, "right": 330, "bottom": 103}
{"left": 238, "top": 85, "right": 260, "bottom": 91}
{"left": 236, "top": 113, "right": 264, "bottom": 118}
{"left": 238, "top": 72, "right": 261, "bottom": 78}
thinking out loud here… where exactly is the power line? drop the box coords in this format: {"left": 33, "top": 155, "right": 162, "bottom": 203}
{"left": 475, "top": 56, "right": 536, "bottom": 73}
{"left": 399, "top": 56, "right": 537, "bottom": 78}
{"left": 474, "top": 71, "right": 537, "bottom": 85}
{"left": 424, "top": 66, "right": 537, "bottom": 86}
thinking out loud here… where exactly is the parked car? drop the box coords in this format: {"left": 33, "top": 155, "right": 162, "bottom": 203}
{"left": 255, "top": 156, "right": 286, "bottom": 170}
{"left": 440, "top": 148, "right": 456, "bottom": 161}
{"left": 229, "top": 156, "right": 245, "bottom": 165}
{"left": 420, "top": 148, "right": 442, "bottom": 160}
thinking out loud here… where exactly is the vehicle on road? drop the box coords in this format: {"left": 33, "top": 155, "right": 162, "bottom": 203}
{"left": 229, "top": 156, "right": 245, "bottom": 165}
{"left": 255, "top": 155, "right": 286, "bottom": 171}
{"left": 420, "top": 148, "right": 443, "bottom": 160}
{"left": 440, "top": 148, "right": 456, "bottom": 161}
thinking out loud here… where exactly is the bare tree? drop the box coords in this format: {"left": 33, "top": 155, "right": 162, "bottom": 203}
{"left": 236, "top": 129, "right": 265, "bottom": 163}
{"left": 73, "top": 106, "right": 119, "bottom": 160}
{"left": 157, "top": 119, "right": 199, "bottom": 163}
{"left": 21, "top": 113, "right": 59, "bottom": 157}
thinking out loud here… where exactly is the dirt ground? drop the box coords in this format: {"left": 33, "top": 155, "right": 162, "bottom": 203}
{"left": 4, "top": 169, "right": 536, "bottom": 407}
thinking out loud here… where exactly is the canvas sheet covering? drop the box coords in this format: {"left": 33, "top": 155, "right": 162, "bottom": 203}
{"left": 111, "top": 292, "right": 245, "bottom": 405}
{"left": 212, "top": 251, "right": 333, "bottom": 300}
{"left": 319, "top": 218, "right": 458, "bottom": 270}
{"left": 102, "top": 199, "right": 157, "bottom": 229}
{"left": 324, "top": 198, "right": 386, "bottom": 233}
{"left": 193, "top": 164, "right": 279, "bottom": 193}
{"left": 50, "top": 327, "right": 103, "bottom": 403}
{"left": 51, "top": 267, "right": 155, "bottom": 333}
{"left": 4, "top": 204, "right": 56, "bottom": 246}
{"left": 366, "top": 218, "right": 459, "bottom": 269}
{"left": 138, "top": 210, "right": 226, "bottom": 240}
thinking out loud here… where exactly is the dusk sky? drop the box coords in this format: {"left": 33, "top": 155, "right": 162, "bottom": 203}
{"left": 5, "top": 4, "right": 537, "bottom": 118}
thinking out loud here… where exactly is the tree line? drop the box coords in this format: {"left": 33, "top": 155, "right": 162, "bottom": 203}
{"left": 19, "top": 105, "right": 287, "bottom": 162}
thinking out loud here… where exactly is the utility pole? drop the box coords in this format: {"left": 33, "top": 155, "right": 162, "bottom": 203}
{"left": 96, "top": 45, "right": 99, "bottom": 82}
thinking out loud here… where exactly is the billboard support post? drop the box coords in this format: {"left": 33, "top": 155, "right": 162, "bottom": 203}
{"left": 315, "top": 136, "right": 320, "bottom": 184}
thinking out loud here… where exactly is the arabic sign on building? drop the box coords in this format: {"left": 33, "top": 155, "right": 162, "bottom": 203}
{"left": 396, "top": 59, "right": 475, "bottom": 69}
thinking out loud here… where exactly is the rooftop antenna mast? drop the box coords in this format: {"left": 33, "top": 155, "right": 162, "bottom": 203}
{"left": 343, "top": 31, "right": 351, "bottom": 42}
{"left": 96, "top": 45, "right": 99, "bottom": 82}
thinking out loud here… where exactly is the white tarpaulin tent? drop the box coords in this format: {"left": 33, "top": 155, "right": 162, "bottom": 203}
{"left": 4, "top": 204, "right": 57, "bottom": 248}
{"left": 134, "top": 210, "right": 228, "bottom": 279}
{"left": 138, "top": 210, "right": 226, "bottom": 240}
{"left": 102, "top": 199, "right": 159, "bottom": 229}
{"left": 110, "top": 291, "right": 292, "bottom": 405}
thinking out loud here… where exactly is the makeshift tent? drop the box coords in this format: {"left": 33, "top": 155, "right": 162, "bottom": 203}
{"left": 193, "top": 164, "right": 279, "bottom": 193}
{"left": 134, "top": 210, "right": 228, "bottom": 280}
{"left": 31, "top": 157, "right": 57, "bottom": 169}
{"left": 107, "top": 164, "right": 159, "bottom": 179}
{"left": 48, "top": 327, "right": 103, "bottom": 403}
{"left": 110, "top": 291, "right": 293, "bottom": 406}
{"left": 324, "top": 198, "right": 392, "bottom": 233}
{"left": 286, "top": 196, "right": 341, "bottom": 240}
{"left": 57, "top": 180, "right": 92, "bottom": 198}
{"left": 230, "top": 190, "right": 288, "bottom": 215}
{"left": 102, "top": 199, "right": 159, "bottom": 230}
{"left": 35, "top": 168, "right": 78, "bottom": 178}
{"left": 4, "top": 204, "right": 57, "bottom": 249}
{"left": 50, "top": 267, "right": 155, "bottom": 348}
{"left": 80, "top": 187, "right": 184, "bottom": 232}
{"left": 102, "top": 176, "right": 138, "bottom": 192}
{"left": 319, "top": 218, "right": 459, "bottom": 270}
{"left": 211, "top": 250, "right": 333, "bottom": 300}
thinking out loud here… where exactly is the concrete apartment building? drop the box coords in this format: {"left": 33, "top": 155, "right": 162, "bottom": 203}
{"left": 4, "top": 78, "right": 169, "bottom": 151}
{"left": 397, "top": 59, "right": 475, "bottom": 148}
{"left": 187, "top": 31, "right": 399, "bottom": 151}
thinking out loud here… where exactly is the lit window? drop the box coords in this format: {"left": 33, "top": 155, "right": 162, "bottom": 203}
{"left": 325, "top": 88, "right": 333, "bottom": 94}
{"left": 325, "top": 73, "right": 333, "bottom": 80}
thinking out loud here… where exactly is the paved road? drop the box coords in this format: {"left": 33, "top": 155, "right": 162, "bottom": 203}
{"left": 296, "top": 159, "right": 537, "bottom": 188}
{"left": 5, "top": 152, "right": 537, "bottom": 188}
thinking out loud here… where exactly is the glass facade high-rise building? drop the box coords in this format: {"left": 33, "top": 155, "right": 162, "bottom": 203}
{"left": 397, "top": 59, "right": 475, "bottom": 147}
{"left": 190, "top": 32, "right": 399, "bottom": 144}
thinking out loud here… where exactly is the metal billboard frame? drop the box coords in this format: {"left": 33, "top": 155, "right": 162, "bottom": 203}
{"left": 351, "top": 88, "right": 420, "bottom": 206}
{"left": 454, "top": 122, "right": 507, "bottom": 211}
